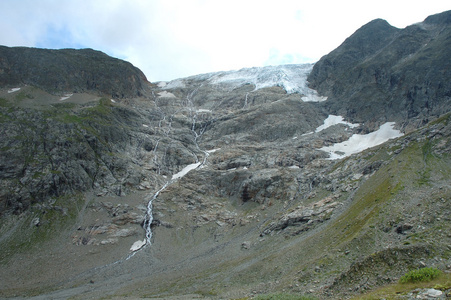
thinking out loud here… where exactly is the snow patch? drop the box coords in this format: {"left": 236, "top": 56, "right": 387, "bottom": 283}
{"left": 320, "top": 122, "right": 403, "bottom": 160}
{"left": 196, "top": 109, "right": 212, "bottom": 113}
{"left": 289, "top": 165, "right": 300, "bottom": 169}
{"left": 301, "top": 93, "right": 328, "bottom": 102}
{"left": 315, "top": 115, "right": 359, "bottom": 133}
{"left": 157, "top": 81, "right": 167, "bottom": 88}
{"left": 206, "top": 148, "right": 221, "bottom": 153}
{"left": 142, "top": 124, "right": 149, "bottom": 128}
{"left": 60, "top": 93, "right": 73, "bottom": 101}
{"left": 172, "top": 162, "right": 201, "bottom": 180}
{"left": 8, "top": 87, "right": 21, "bottom": 93}
{"left": 158, "top": 91, "right": 176, "bottom": 98}
{"left": 130, "top": 239, "right": 146, "bottom": 252}
{"left": 110, "top": 99, "right": 116, "bottom": 103}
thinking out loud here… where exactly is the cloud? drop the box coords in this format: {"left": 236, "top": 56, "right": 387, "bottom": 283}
{"left": 0, "top": 0, "right": 450, "bottom": 81}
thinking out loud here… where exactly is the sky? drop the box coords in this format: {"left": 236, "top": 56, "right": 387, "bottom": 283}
{"left": 0, "top": 1, "right": 449, "bottom": 82}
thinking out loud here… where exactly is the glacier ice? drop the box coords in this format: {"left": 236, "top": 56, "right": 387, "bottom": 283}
{"left": 162, "top": 64, "right": 327, "bottom": 102}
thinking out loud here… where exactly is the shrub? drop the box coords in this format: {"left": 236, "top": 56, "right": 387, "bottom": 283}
{"left": 399, "top": 267, "right": 442, "bottom": 283}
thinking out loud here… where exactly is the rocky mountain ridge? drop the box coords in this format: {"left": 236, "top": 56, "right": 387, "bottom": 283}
{"left": 308, "top": 10, "right": 451, "bottom": 130}
{"left": 0, "top": 46, "right": 149, "bottom": 98}
{"left": 0, "top": 10, "right": 450, "bottom": 300}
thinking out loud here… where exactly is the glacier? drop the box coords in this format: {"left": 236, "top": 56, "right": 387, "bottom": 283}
{"left": 160, "top": 64, "right": 327, "bottom": 102}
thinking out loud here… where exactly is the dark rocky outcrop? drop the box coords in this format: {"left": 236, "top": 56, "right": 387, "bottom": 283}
{"left": 0, "top": 46, "right": 148, "bottom": 98}
{"left": 309, "top": 10, "right": 451, "bottom": 127}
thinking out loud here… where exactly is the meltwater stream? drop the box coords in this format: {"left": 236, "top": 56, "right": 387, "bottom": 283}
{"left": 129, "top": 87, "right": 213, "bottom": 256}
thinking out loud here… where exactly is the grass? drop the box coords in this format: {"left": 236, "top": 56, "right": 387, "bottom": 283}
{"left": 399, "top": 267, "right": 441, "bottom": 283}
{"left": 352, "top": 271, "right": 451, "bottom": 300}
{"left": 0, "top": 194, "right": 86, "bottom": 262}
{"left": 0, "top": 97, "right": 11, "bottom": 107}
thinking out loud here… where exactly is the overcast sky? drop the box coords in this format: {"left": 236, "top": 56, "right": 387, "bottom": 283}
{"left": 0, "top": 1, "right": 449, "bottom": 82}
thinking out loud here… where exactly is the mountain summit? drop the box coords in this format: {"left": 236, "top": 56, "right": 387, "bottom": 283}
{"left": 308, "top": 10, "right": 451, "bottom": 128}
{"left": 0, "top": 46, "right": 148, "bottom": 98}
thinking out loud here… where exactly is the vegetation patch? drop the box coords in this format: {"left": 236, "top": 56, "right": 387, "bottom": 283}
{"left": 399, "top": 267, "right": 442, "bottom": 284}
{"left": 0, "top": 193, "right": 86, "bottom": 262}
{"left": 0, "top": 97, "right": 11, "bottom": 107}
{"left": 353, "top": 271, "right": 451, "bottom": 299}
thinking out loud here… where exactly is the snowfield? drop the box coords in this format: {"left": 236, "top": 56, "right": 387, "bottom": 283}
{"left": 320, "top": 122, "right": 403, "bottom": 159}
{"left": 172, "top": 162, "right": 202, "bottom": 180}
{"left": 315, "top": 115, "right": 359, "bottom": 133}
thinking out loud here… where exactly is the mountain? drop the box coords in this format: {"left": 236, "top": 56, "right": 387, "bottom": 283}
{"left": 308, "top": 10, "right": 451, "bottom": 129}
{"left": 0, "top": 10, "right": 450, "bottom": 300}
{"left": 0, "top": 46, "right": 149, "bottom": 98}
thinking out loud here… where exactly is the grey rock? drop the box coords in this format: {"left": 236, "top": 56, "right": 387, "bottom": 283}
{"left": 0, "top": 46, "right": 148, "bottom": 98}
{"left": 308, "top": 11, "right": 451, "bottom": 128}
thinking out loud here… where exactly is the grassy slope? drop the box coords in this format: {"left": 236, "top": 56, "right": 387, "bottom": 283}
{"left": 204, "top": 113, "right": 451, "bottom": 298}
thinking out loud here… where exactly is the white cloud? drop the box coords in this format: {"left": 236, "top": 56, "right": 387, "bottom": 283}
{"left": 0, "top": 0, "right": 449, "bottom": 81}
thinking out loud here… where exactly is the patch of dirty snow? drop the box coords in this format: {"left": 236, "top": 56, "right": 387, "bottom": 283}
{"left": 60, "top": 93, "right": 73, "bottom": 101}
{"left": 130, "top": 239, "right": 146, "bottom": 251}
{"left": 315, "top": 115, "right": 359, "bottom": 133}
{"left": 196, "top": 109, "right": 212, "bottom": 113}
{"left": 206, "top": 148, "right": 221, "bottom": 153}
{"left": 301, "top": 92, "right": 328, "bottom": 102}
{"left": 172, "top": 162, "right": 201, "bottom": 180}
{"left": 8, "top": 87, "right": 21, "bottom": 93}
{"left": 320, "top": 122, "right": 403, "bottom": 160}
{"left": 158, "top": 91, "right": 177, "bottom": 98}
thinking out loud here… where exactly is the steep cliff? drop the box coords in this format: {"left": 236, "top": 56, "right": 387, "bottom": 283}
{"left": 0, "top": 46, "right": 148, "bottom": 98}
{"left": 309, "top": 10, "right": 451, "bottom": 128}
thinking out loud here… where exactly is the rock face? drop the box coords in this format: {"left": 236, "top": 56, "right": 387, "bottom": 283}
{"left": 0, "top": 46, "right": 148, "bottom": 98}
{"left": 308, "top": 10, "right": 451, "bottom": 127}
{"left": 0, "top": 10, "right": 451, "bottom": 300}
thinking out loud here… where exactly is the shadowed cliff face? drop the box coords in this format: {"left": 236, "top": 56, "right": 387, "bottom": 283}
{"left": 309, "top": 10, "right": 451, "bottom": 128}
{"left": 0, "top": 46, "right": 149, "bottom": 98}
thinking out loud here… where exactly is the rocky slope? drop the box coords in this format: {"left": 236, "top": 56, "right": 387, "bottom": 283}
{"left": 0, "top": 10, "right": 450, "bottom": 300}
{"left": 309, "top": 10, "right": 451, "bottom": 129}
{"left": 0, "top": 46, "right": 149, "bottom": 98}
